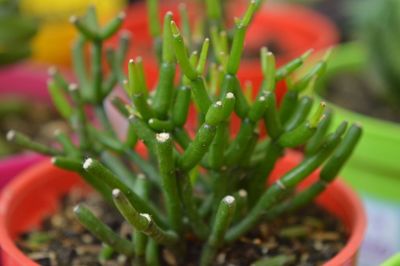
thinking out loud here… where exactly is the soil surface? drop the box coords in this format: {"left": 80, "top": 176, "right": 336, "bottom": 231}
{"left": 323, "top": 72, "right": 400, "bottom": 123}
{"left": 18, "top": 189, "right": 347, "bottom": 266}
{"left": 0, "top": 97, "right": 69, "bottom": 158}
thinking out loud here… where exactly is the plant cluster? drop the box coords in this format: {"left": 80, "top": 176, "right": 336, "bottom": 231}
{"left": 349, "top": 0, "right": 400, "bottom": 103}
{"left": 7, "top": 0, "right": 362, "bottom": 265}
{"left": 0, "top": 0, "right": 37, "bottom": 65}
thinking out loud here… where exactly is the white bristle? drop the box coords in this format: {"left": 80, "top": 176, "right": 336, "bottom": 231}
{"left": 140, "top": 213, "right": 151, "bottom": 222}
{"left": 83, "top": 158, "right": 94, "bottom": 169}
{"left": 69, "top": 83, "right": 78, "bottom": 91}
{"left": 238, "top": 189, "right": 247, "bottom": 198}
{"left": 156, "top": 133, "right": 170, "bottom": 142}
{"left": 6, "top": 130, "right": 15, "bottom": 141}
{"left": 121, "top": 30, "right": 131, "bottom": 39}
{"left": 48, "top": 66, "right": 57, "bottom": 76}
{"left": 112, "top": 189, "right": 121, "bottom": 197}
{"left": 226, "top": 92, "right": 234, "bottom": 99}
{"left": 53, "top": 129, "right": 61, "bottom": 136}
{"left": 118, "top": 12, "right": 126, "bottom": 19}
{"left": 137, "top": 174, "right": 146, "bottom": 180}
{"left": 69, "top": 16, "right": 78, "bottom": 24}
{"left": 223, "top": 195, "right": 235, "bottom": 205}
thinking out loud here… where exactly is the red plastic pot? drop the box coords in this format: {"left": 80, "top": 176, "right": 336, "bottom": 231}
{"left": 0, "top": 63, "right": 52, "bottom": 190}
{"left": 234, "top": 3, "right": 339, "bottom": 91}
{"left": 271, "top": 151, "right": 366, "bottom": 266}
{"left": 0, "top": 151, "right": 366, "bottom": 266}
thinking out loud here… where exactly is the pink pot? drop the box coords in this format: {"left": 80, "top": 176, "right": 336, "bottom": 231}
{"left": 0, "top": 63, "right": 51, "bottom": 102}
{"left": 0, "top": 63, "right": 51, "bottom": 190}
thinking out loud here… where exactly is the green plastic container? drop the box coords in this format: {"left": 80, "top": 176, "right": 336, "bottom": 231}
{"left": 326, "top": 102, "right": 400, "bottom": 202}
{"left": 382, "top": 254, "right": 400, "bottom": 266}
{"left": 317, "top": 43, "right": 400, "bottom": 265}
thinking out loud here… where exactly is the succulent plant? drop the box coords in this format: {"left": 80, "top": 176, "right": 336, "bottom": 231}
{"left": 7, "top": 1, "right": 362, "bottom": 265}
{"left": 349, "top": 0, "right": 400, "bottom": 103}
{"left": 0, "top": 0, "right": 38, "bottom": 65}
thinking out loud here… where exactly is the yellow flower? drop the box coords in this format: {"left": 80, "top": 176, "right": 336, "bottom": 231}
{"left": 20, "top": 0, "right": 126, "bottom": 66}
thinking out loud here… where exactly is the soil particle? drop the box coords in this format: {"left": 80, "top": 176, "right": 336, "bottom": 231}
{"left": 18, "top": 190, "right": 347, "bottom": 266}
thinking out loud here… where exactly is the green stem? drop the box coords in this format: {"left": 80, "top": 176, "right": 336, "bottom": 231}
{"left": 155, "top": 133, "right": 183, "bottom": 235}
{"left": 72, "top": 36, "right": 91, "bottom": 101}
{"left": 200, "top": 196, "right": 236, "bottom": 266}
{"left": 145, "top": 239, "right": 160, "bottom": 266}
{"left": 100, "top": 151, "right": 136, "bottom": 190}
{"left": 178, "top": 124, "right": 216, "bottom": 171}
{"left": 74, "top": 205, "right": 135, "bottom": 256}
{"left": 92, "top": 41, "right": 103, "bottom": 103}
{"left": 178, "top": 172, "right": 209, "bottom": 239}
{"left": 125, "top": 149, "right": 161, "bottom": 186}
{"left": 83, "top": 158, "right": 167, "bottom": 227}
{"left": 225, "top": 131, "right": 343, "bottom": 242}
{"left": 172, "top": 85, "right": 191, "bottom": 127}
{"left": 69, "top": 84, "right": 91, "bottom": 151}
{"left": 6, "top": 130, "right": 61, "bottom": 156}
{"left": 95, "top": 104, "right": 116, "bottom": 137}
{"left": 247, "top": 141, "right": 282, "bottom": 204}
{"left": 284, "top": 96, "right": 313, "bottom": 131}
{"left": 113, "top": 189, "right": 178, "bottom": 246}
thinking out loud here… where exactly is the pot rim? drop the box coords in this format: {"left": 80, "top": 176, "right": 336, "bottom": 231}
{"left": 322, "top": 178, "right": 366, "bottom": 266}
{"left": 0, "top": 157, "right": 366, "bottom": 266}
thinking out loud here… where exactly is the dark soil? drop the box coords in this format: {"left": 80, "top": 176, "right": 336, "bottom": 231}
{"left": 17, "top": 189, "right": 129, "bottom": 266}
{"left": 0, "top": 97, "right": 69, "bottom": 158}
{"left": 182, "top": 207, "right": 347, "bottom": 266}
{"left": 323, "top": 72, "right": 400, "bottom": 123}
{"left": 18, "top": 190, "right": 347, "bottom": 266}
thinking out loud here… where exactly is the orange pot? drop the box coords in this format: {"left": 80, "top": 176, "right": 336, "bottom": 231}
{"left": 0, "top": 151, "right": 365, "bottom": 265}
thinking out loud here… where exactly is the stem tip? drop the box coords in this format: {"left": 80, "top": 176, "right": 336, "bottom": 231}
{"left": 223, "top": 195, "right": 235, "bottom": 205}
{"left": 156, "top": 132, "right": 171, "bottom": 142}
{"left": 140, "top": 213, "right": 151, "bottom": 222}
{"left": 83, "top": 158, "right": 94, "bottom": 169}
{"left": 112, "top": 188, "right": 121, "bottom": 197}
{"left": 6, "top": 130, "right": 15, "bottom": 141}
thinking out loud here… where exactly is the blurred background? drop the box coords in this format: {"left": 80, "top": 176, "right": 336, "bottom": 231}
{"left": 0, "top": 0, "right": 399, "bottom": 265}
